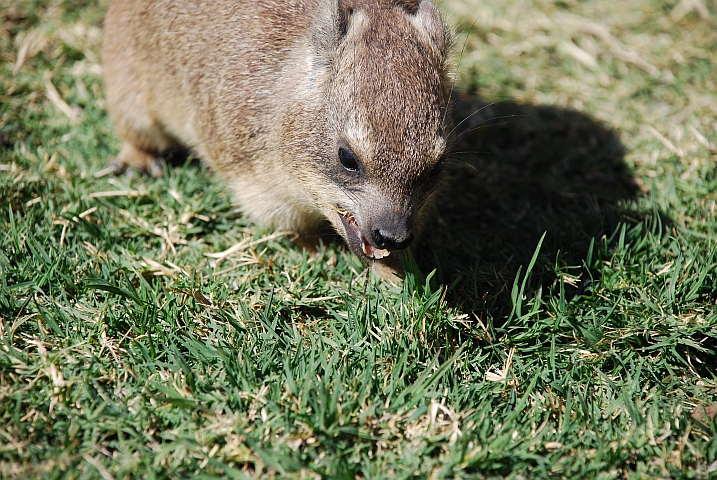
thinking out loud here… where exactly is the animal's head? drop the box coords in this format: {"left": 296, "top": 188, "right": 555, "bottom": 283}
{"left": 288, "top": 0, "right": 452, "bottom": 262}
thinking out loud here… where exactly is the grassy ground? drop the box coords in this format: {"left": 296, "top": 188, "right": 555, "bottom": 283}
{"left": 1, "top": 0, "right": 716, "bottom": 478}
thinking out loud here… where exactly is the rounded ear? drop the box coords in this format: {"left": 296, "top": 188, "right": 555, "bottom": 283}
{"left": 335, "top": 0, "right": 353, "bottom": 38}
{"left": 394, "top": 0, "right": 421, "bottom": 14}
{"left": 413, "top": 1, "right": 448, "bottom": 56}
{"left": 310, "top": 0, "right": 353, "bottom": 54}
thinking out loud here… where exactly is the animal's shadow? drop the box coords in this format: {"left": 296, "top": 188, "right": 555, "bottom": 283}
{"left": 419, "top": 94, "right": 641, "bottom": 313}
{"left": 155, "top": 94, "right": 641, "bottom": 318}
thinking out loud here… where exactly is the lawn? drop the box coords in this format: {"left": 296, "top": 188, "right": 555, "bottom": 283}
{"left": 1, "top": 0, "right": 716, "bottom": 478}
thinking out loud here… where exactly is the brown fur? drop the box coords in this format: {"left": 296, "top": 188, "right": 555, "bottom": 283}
{"left": 102, "top": 0, "right": 452, "bottom": 278}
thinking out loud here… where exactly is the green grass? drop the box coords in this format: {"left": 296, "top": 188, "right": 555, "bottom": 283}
{"left": 1, "top": 0, "right": 716, "bottom": 478}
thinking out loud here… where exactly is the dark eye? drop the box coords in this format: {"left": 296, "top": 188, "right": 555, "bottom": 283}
{"left": 428, "top": 158, "right": 444, "bottom": 178}
{"left": 338, "top": 147, "right": 359, "bottom": 172}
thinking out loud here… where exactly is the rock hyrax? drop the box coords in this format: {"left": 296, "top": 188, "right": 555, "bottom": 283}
{"left": 103, "top": 0, "right": 452, "bottom": 277}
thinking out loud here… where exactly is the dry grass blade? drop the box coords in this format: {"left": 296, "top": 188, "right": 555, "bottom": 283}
{"left": 44, "top": 71, "right": 82, "bottom": 123}
{"left": 558, "top": 41, "right": 598, "bottom": 69}
{"left": 646, "top": 125, "right": 685, "bottom": 158}
{"left": 13, "top": 30, "right": 48, "bottom": 75}
{"left": 554, "top": 13, "right": 663, "bottom": 78}
{"left": 83, "top": 189, "right": 143, "bottom": 199}
{"left": 205, "top": 231, "right": 290, "bottom": 262}
{"left": 670, "top": 0, "right": 712, "bottom": 21}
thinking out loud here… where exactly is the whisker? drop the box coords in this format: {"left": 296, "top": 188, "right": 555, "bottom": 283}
{"left": 446, "top": 100, "right": 511, "bottom": 139}
{"left": 455, "top": 118, "right": 520, "bottom": 140}
{"left": 441, "top": 16, "right": 481, "bottom": 131}
{"left": 446, "top": 148, "right": 481, "bottom": 154}
{"left": 318, "top": 170, "right": 363, "bottom": 208}
{"left": 446, "top": 158, "right": 481, "bottom": 174}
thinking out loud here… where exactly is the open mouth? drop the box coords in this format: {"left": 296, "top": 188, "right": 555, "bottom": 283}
{"left": 339, "top": 210, "right": 391, "bottom": 260}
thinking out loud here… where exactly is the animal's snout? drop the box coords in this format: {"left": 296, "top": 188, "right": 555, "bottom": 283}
{"left": 371, "top": 228, "right": 414, "bottom": 251}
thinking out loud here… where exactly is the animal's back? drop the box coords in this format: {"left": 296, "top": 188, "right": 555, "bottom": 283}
{"left": 103, "top": 0, "right": 316, "bottom": 171}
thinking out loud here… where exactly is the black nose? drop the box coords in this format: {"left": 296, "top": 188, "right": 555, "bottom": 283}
{"left": 371, "top": 229, "right": 414, "bottom": 251}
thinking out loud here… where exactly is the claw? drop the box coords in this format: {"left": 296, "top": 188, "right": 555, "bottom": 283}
{"left": 148, "top": 156, "right": 164, "bottom": 178}
{"left": 93, "top": 159, "right": 128, "bottom": 178}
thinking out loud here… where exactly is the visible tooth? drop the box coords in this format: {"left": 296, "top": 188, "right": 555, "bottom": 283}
{"left": 362, "top": 242, "right": 391, "bottom": 259}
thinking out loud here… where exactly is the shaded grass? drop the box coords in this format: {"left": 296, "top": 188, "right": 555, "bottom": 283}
{"left": 1, "top": 0, "right": 717, "bottom": 478}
